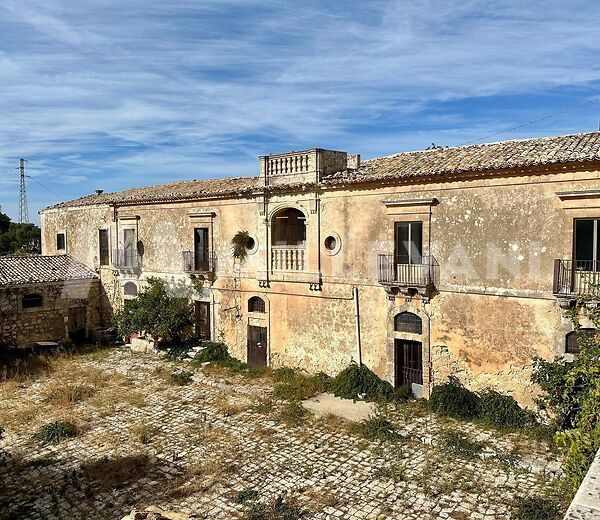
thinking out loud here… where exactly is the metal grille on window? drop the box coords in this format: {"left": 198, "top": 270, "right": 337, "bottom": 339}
{"left": 566, "top": 328, "right": 596, "bottom": 354}
{"left": 394, "top": 312, "right": 422, "bottom": 334}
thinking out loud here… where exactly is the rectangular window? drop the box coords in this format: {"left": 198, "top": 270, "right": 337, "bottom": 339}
{"left": 574, "top": 219, "right": 600, "bottom": 269}
{"left": 56, "top": 233, "right": 66, "bottom": 253}
{"left": 394, "top": 221, "right": 423, "bottom": 264}
{"left": 123, "top": 229, "right": 136, "bottom": 267}
{"left": 194, "top": 227, "right": 210, "bottom": 271}
{"left": 99, "top": 229, "right": 109, "bottom": 266}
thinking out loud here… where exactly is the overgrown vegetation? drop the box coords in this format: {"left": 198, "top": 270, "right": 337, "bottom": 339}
{"left": 277, "top": 402, "right": 309, "bottom": 426}
{"left": 232, "top": 230, "right": 252, "bottom": 261}
{"left": 511, "top": 496, "right": 562, "bottom": 520}
{"left": 478, "top": 389, "right": 531, "bottom": 429}
{"left": 242, "top": 494, "right": 307, "bottom": 520}
{"left": 428, "top": 377, "right": 481, "bottom": 420}
{"left": 193, "top": 341, "right": 230, "bottom": 364}
{"left": 330, "top": 362, "right": 397, "bottom": 402}
{"left": 272, "top": 368, "right": 331, "bottom": 401}
{"left": 113, "top": 277, "right": 193, "bottom": 344}
{"left": 169, "top": 370, "right": 193, "bottom": 386}
{"left": 532, "top": 290, "right": 600, "bottom": 493}
{"left": 351, "top": 415, "right": 403, "bottom": 443}
{"left": 32, "top": 420, "right": 77, "bottom": 444}
{"left": 438, "top": 429, "right": 487, "bottom": 459}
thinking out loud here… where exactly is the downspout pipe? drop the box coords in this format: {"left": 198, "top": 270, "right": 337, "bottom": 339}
{"left": 353, "top": 286, "right": 362, "bottom": 365}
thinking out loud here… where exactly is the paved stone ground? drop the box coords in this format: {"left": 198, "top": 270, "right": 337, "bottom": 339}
{"left": 0, "top": 348, "right": 565, "bottom": 519}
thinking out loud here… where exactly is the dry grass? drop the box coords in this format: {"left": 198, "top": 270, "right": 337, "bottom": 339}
{"left": 213, "top": 396, "right": 252, "bottom": 417}
{"left": 130, "top": 421, "right": 154, "bottom": 444}
{"left": 44, "top": 383, "right": 97, "bottom": 407}
{"left": 81, "top": 454, "right": 152, "bottom": 490}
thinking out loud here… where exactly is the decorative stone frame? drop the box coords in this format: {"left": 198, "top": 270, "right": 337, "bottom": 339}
{"left": 385, "top": 298, "right": 431, "bottom": 397}
{"left": 246, "top": 234, "right": 259, "bottom": 256}
{"left": 323, "top": 231, "right": 342, "bottom": 256}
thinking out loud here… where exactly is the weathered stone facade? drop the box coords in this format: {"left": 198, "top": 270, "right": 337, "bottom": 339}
{"left": 0, "top": 257, "right": 102, "bottom": 347}
{"left": 39, "top": 133, "right": 600, "bottom": 405}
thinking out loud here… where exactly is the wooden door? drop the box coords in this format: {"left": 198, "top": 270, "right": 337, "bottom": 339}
{"left": 247, "top": 325, "right": 267, "bottom": 367}
{"left": 68, "top": 307, "right": 87, "bottom": 343}
{"left": 195, "top": 301, "right": 211, "bottom": 340}
{"left": 394, "top": 339, "right": 423, "bottom": 388}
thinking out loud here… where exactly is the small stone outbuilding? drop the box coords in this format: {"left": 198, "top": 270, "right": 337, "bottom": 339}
{"left": 0, "top": 255, "right": 102, "bottom": 348}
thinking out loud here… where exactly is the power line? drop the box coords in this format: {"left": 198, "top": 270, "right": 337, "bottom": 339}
{"left": 458, "top": 98, "right": 599, "bottom": 146}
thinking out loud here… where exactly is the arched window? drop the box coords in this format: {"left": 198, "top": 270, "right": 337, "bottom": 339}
{"left": 271, "top": 208, "right": 306, "bottom": 246}
{"left": 22, "top": 293, "right": 43, "bottom": 309}
{"left": 123, "top": 281, "right": 138, "bottom": 298}
{"left": 248, "top": 296, "right": 266, "bottom": 313}
{"left": 394, "top": 312, "right": 422, "bottom": 334}
{"left": 566, "top": 328, "right": 596, "bottom": 355}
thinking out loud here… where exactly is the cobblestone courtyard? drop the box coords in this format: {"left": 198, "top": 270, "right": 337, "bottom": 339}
{"left": 0, "top": 348, "right": 564, "bottom": 519}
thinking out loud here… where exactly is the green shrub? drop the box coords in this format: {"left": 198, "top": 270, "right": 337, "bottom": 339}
{"left": 394, "top": 385, "right": 411, "bottom": 401}
{"left": 272, "top": 370, "right": 329, "bottom": 402}
{"left": 330, "top": 362, "right": 395, "bottom": 402}
{"left": 33, "top": 420, "right": 77, "bottom": 444}
{"left": 478, "top": 389, "right": 531, "bottom": 429}
{"left": 243, "top": 494, "right": 307, "bottom": 520}
{"left": 438, "top": 430, "right": 487, "bottom": 459}
{"left": 194, "top": 341, "right": 230, "bottom": 363}
{"left": 169, "top": 370, "right": 193, "bottom": 386}
{"left": 351, "top": 415, "right": 402, "bottom": 443}
{"left": 428, "top": 377, "right": 481, "bottom": 419}
{"left": 512, "top": 496, "right": 562, "bottom": 520}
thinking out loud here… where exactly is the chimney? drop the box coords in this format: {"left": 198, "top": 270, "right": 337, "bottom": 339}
{"left": 95, "top": 189, "right": 104, "bottom": 195}
{"left": 347, "top": 154, "right": 361, "bottom": 170}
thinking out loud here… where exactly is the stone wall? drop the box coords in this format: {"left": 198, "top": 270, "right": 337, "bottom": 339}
{"left": 0, "top": 279, "right": 102, "bottom": 347}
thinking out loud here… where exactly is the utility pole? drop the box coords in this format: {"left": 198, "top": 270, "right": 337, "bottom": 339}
{"left": 18, "top": 158, "right": 29, "bottom": 224}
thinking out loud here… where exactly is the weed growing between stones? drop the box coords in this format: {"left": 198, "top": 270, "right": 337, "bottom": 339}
{"left": 242, "top": 494, "right": 308, "bottom": 520}
{"left": 32, "top": 420, "right": 77, "bottom": 444}
{"left": 351, "top": 416, "right": 403, "bottom": 443}
{"left": 277, "top": 402, "right": 309, "bottom": 426}
{"left": 272, "top": 368, "right": 331, "bottom": 401}
{"left": 169, "top": 370, "right": 193, "bottom": 386}
{"left": 130, "top": 421, "right": 153, "bottom": 444}
{"left": 438, "top": 430, "right": 487, "bottom": 459}
{"left": 511, "top": 496, "right": 562, "bottom": 520}
{"left": 372, "top": 463, "right": 407, "bottom": 482}
{"left": 234, "top": 488, "right": 260, "bottom": 504}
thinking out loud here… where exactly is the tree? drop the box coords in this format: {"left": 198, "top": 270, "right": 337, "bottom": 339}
{"left": 0, "top": 223, "right": 41, "bottom": 255}
{"left": 0, "top": 212, "right": 10, "bottom": 234}
{"left": 532, "top": 291, "right": 600, "bottom": 492}
{"left": 113, "top": 277, "right": 194, "bottom": 344}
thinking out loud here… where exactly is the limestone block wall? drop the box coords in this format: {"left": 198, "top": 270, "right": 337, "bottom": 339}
{"left": 0, "top": 279, "right": 102, "bottom": 347}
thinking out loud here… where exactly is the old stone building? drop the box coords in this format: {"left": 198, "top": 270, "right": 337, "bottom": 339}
{"left": 0, "top": 255, "right": 102, "bottom": 347}
{"left": 39, "top": 131, "right": 600, "bottom": 405}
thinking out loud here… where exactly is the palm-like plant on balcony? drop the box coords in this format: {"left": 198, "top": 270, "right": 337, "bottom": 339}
{"left": 231, "top": 230, "right": 251, "bottom": 262}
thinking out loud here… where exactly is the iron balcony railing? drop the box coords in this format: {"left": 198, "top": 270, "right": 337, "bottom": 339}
{"left": 553, "top": 259, "right": 600, "bottom": 296}
{"left": 182, "top": 251, "right": 217, "bottom": 274}
{"left": 378, "top": 254, "right": 439, "bottom": 288}
{"left": 113, "top": 249, "right": 142, "bottom": 269}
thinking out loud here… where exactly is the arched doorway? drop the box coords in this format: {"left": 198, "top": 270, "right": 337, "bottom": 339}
{"left": 393, "top": 312, "right": 423, "bottom": 388}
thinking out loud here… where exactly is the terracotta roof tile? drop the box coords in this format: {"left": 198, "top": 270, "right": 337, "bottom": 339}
{"left": 0, "top": 255, "right": 98, "bottom": 286}
{"left": 44, "top": 131, "right": 600, "bottom": 210}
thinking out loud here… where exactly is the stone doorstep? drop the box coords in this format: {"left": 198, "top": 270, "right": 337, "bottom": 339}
{"left": 302, "top": 392, "right": 376, "bottom": 422}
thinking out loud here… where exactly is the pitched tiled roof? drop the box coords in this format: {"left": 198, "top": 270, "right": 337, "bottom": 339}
{"left": 325, "top": 131, "right": 600, "bottom": 185}
{"left": 44, "top": 131, "right": 600, "bottom": 210}
{"left": 0, "top": 255, "right": 97, "bottom": 286}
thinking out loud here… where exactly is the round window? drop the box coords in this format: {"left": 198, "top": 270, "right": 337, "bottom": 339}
{"left": 246, "top": 236, "right": 256, "bottom": 250}
{"left": 324, "top": 236, "right": 337, "bottom": 250}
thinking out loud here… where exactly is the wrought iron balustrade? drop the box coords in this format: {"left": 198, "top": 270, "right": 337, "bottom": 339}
{"left": 182, "top": 251, "right": 216, "bottom": 274}
{"left": 378, "top": 254, "right": 439, "bottom": 288}
{"left": 113, "top": 249, "right": 142, "bottom": 270}
{"left": 553, "top": 259, "right": 600, "bottom": 296}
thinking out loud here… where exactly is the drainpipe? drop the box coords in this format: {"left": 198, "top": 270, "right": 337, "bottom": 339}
{"left": 353, "top": 286, "right": 362, "bottom": 365}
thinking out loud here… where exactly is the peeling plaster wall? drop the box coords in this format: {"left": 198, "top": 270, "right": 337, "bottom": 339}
{"left": 39, "top": 165, "right": 600, "bottom": 405}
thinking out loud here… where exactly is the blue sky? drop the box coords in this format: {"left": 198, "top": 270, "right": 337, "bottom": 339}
{"left": 1, "top": 1, "right": 600, "bottom": 223}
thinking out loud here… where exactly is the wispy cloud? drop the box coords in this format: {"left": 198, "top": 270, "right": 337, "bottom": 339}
{"left": 0, "top": 0, "right": 599, "bottom": 221}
